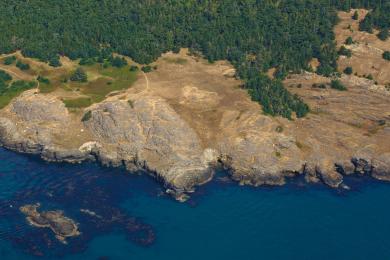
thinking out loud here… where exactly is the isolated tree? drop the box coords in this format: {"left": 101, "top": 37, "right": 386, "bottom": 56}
{"left": 141, "top": 66, "right": 152, "bottom": 73}
{"left": 352, "top": 11, "right": 359, "bottom": 20}
{"left": 330, "top": 79, "right": 347, "bottom": 91}
{"left": 49, "top": 55, "right": 62, "bottom": 67}
{"left": 3, "top": 56, "right": 16, "bottom": 65}
{"left": 383, "top": 51, "right": 390, "bottom": 61}
{"left": 37, "top": 75, "right": 50, "bottom": 84}
{"left": 345, "top": 36, "right": 353, "bottom": 45}
{"left": 377, "top": 29, "right": 389, "bottom": 41}
{"left": 16, "top": 60, "right": 30, "bottom": 70}
{"left": 110, "top": 56, "right": 127, "bottom": 68}
{"left": 359, "top": 13, "right": 373, "bottom": 33}
{"left": 0, "top": 70, "right": 12, "bottom": 81}
{"left": 129, "top": 65, "right": 139, "bottom": 72}
{"left": 338, "top": 46, "right": 352, "bottom": 57}
{"left": 70, "top": 67, "right": 88, "bottom": 82}
{"left": 343, "top": 67, "right": 353, "bottom": 75}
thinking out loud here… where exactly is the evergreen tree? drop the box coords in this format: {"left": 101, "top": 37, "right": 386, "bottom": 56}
{"left": 49, "top": 55, "right": 62, "bottom": 67}
{"left": 352, "top": 11, "right": 359, "bottom": 20}
{"left": 377, "top": 29, "right": 389, "bottom": 41}
{"left": 338, "top": 46, "right": 352, "bottom": 57}
{"left": 330, "top": 80, "right": 347, "bottom": 91}
{"left": 345, "top": 37, "right": 354, "bottom": 45}
{"left": 0, "top": 70, "right": 12, "bottom": 81}
{"left": 70, "top": 68, "right": 88, "bottom": 82}
{"left": 383, "top": 51, "right": 390, "bottom": 61}
{"left": 16, "top": 60, "right": 30, "bottom": 71}
{"left": 3, "top": 56, "right": 16, "bottom": 65}
{"left": 344, "top": 67, "right": 353, "bottom": 75}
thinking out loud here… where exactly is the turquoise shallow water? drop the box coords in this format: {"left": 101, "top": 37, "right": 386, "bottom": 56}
{"left": 0, "top": 147, "right": 390, "bottom": 260}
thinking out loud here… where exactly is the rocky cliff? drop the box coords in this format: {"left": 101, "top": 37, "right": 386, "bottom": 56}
{"left": 0, "top": 65, "right": 389, "bottom": 201}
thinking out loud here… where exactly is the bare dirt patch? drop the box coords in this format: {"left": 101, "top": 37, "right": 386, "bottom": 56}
{"left": 124, "top": 51, "right": 256, "bottom": 147}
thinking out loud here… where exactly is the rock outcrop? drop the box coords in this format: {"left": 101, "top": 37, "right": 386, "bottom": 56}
{"left": 84, "top": 96, "right": 213, "bottom": 195}
{"left": 0, "top": 50, "right": 389, "bottom": 201}
{"left": 20, "top": 203, "right": 80, "bottom": 243}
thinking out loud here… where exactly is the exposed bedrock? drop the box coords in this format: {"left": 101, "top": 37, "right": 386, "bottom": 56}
{"left": 83, "top": 96, "right": 214, "bottom": 195}
{"left": 0, "top": 90, "right": 389, "bottom": 200}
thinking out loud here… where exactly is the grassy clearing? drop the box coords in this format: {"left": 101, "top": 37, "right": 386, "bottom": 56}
{"left": 81, "top": 65, "right": 138, "bottom": 102}
{"left": 38, "top": 82, "right": 56, "bottom": 93}
{"left": 56, "top": 63, "right": 137, "bottom": 107}
{"left": 0, "top": 80, "right": 37, "bottom": 109}
{"left": 62, "top": 97, "right": 93, "bottom": 108}
{"left": 0, "top": 54, "right": 139, "bottom": 110}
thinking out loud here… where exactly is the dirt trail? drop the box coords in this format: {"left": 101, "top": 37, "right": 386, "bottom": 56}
{"left": 142, "top": 71, "right": 150, "bottom": 92}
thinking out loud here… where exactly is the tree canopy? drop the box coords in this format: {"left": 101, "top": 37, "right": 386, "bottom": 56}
{"left": 0, "top": 0, "right": 386, "bottom": 118}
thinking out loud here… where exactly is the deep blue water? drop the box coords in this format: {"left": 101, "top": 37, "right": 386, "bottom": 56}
{"left": 0, "top": 148, "right": 390, "bottom": 260}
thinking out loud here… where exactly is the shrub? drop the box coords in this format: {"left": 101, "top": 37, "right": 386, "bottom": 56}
{"left": 79, "top": 57, "right": 95, "bottom": 66}
{"left": 345, "top": 36, "right": 353, "bottom": 45}
{"left": 275, "top": 126, "right": 283, "bottom": 133}
{"left": 383, "top": 51, "right": 390, "bottom": 61}
{"left": 377, "top": 29, "right": 389, "bottom": 41}
{"left": 312, "top": 83, "right": 327, "bottom": 89}
{"left": 141, "top": 65, "right": 152, "bottom": 73}
{"left": 352, "top": 11, "right": 359, "bottom": 20}
{"left": 109, "top": 56, "right": 127, "bottom": 68}
{"left": 359, "top": 13, "right": 373, "bottom": 33}
{"left": 330, "top": 79, "right": 347, "bottom": 91}
{"left": 129, "top": 65, "right": 139, "bottom": 72}
{"left": 0, "top": 70, "right": 12, "bottom": 81}
{"left": 343, "top": 67, "right": 353, "bottom": 75}
{"left": 317, "top": 64, "right": 334, "bottom": 77}
{"left": 37, "top": 75, "right": 50, "bottom": 84}
{"left": 127, "top": 100, "right": 134, "bottom": 108}
{"left": 81, "top": 111, "right": 92, "bottom": 122}
{"left": 3, "top": 56, "right": 16, "bottom": 65}
{"left": 48, "top": 55, "right": 62, "bottom": 67}
{"left": 10, "top": 80, "right": 37, "bottom": 89}
{"left": 16, "top": 60, "right": 30, "bottom": 70}
{"left": 0, "top": 79, "right": 7, "bottom": 92}
{"left": 338, "top": 46, "right": 352, "bottom": 58}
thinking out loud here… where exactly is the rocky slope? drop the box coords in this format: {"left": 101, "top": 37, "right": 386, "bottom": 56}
{"left": 0, "top": 15, "right": 389, "bottom": 200}
{"left": 0, "top": 63, "right": 389, "bottom": 201}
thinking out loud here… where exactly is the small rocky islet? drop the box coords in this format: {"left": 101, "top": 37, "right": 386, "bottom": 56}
{"left": 19, "top": 203, "right": 80, "bottom": 244}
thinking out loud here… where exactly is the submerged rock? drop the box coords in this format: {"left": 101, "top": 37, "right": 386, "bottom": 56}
{"left": 20, "top": 203, "right": 80, "bottom": 244}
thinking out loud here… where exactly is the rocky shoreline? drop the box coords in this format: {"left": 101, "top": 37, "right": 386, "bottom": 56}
{"left": 0, "top": 72, "right": 389, "bottom": 201}
{"left": 0, "top": 9, "right": 389, "bottom": 201}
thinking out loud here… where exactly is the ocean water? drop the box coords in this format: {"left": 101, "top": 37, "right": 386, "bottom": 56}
{"left": 0, "top": 148, "right": 390, "bottom": 260}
